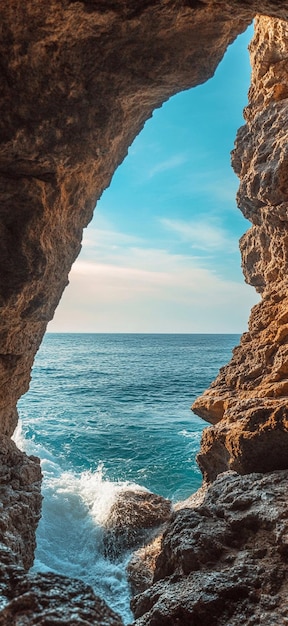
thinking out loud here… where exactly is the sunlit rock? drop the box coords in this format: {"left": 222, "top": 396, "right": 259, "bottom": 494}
{"left": 126, "top": 535, "right": 163, "bottom": 597}
{"left": 193, "top": 15, "right": 288, "bottom": 480}
{"left": 1, "top": 1, "right": 288, "bottom": 624}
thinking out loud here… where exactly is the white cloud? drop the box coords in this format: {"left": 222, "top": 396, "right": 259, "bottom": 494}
{"left": 160, "top": 217, "right": 237, "bottom": 252}
{"left": 82, "top": 227, "right": 141, "bottom": 252}
{"left": 48, "top": 226, "right": 259, "bottom": 333}
{"left": 72, "top": 260, "right": 171, "bottom": 286}
{"left": 147, "top": 154, "right": 188, "bottom": 179}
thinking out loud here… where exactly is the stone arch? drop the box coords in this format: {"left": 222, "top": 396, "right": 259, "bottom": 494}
{"left": 0, "top": 1, "right": 287, "bottom": 483}
{"left": 1, "top": 2, "right": 288, "bottom": 624}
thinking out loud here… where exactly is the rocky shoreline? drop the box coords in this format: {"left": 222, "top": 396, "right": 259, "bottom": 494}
{"left": 2, "top": 443, "right": 287, "bottom": 625}
{"left": 1, "top": 1, "right": 288, "bottom": 624}
{"left": 131, "top": 470, "right": 288, "bottom": 625}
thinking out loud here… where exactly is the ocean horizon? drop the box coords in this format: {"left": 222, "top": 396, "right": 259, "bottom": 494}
{"left": 46, "top": 331, "right": 242, "bottom": 334}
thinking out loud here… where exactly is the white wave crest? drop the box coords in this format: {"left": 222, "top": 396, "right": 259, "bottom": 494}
{"left": 12, "top": 421, "right": 144, "bottom": 624}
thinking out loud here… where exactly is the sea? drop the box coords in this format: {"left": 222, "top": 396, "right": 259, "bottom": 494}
{"left": 15, "top": 333, "right": 239, "bottom": 623}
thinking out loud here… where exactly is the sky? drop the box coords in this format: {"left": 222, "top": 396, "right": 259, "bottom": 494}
{"left": 49, "top": 23, "right": 259, "bottom": 334}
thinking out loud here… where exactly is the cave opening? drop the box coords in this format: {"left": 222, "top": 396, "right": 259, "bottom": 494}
{"left": 49, "top": 24, "right": 257, "bottom": 335}
{"left": 12, "top": 22, "right": 262, "bottom": 624}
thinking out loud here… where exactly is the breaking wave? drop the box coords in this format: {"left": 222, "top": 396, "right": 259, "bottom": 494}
{"left": 13, "top": 422, "right": 147, "bottom": 624}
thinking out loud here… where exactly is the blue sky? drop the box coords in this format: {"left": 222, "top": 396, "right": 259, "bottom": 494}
{"left": 49, "top": 23, "right": 259, "bottom": 333}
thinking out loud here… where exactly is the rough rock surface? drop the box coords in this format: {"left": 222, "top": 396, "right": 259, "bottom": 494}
{"left": 193, "top": 15, "right": 288, "bottom": 481}
{"left": 0, "top": 570, "right": 124, "bottom": 626}
{"left": 0, "top": 2, "right": 288, "bottom": 440}
{"left": 0, "top": 437, "right": 124, "bottom": 624}
{"left": 127, "top": 536, "right": 163, "bottom": 597}
{"left": 103, "top": 489, "right": 172, "bottom": 559}
{"left": 131, "top": 470, "right": 288, "bottom": 625}
{"left": 0, "top": 0, "right": 286, "bottom": 485}
{"left": 126, "top": 488, "right": 208, "bottom": 597}
{"left": 0, "top": 0, "right": 254, "bottom": 437}
{"left": 0, "top": 436, "right": 42, "bottom": 571}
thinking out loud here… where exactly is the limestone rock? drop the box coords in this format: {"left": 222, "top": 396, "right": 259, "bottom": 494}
{"left": 0, "top": 0, "right": 286, "bottom": 502}
{"left": 103, "top": 490, "right": 172, "bottom": 559}
{"left": 0, "top": 570, "right": 124, "bottom": 626}
{"left": 126, "top": 486, "right": 208, "bottom": 597}
{"left": 0, "top": 437, "right": 123, "bottom": 625}
{"left": 0, "top": 0, "right": 256, "bottom": 437}
{"left": 0, "top": 435, "right": 42, "bottom": 570}
{"left": 127, "top": 535, "right": 163, "bottom": 596}
{"left": 193, "top": 15, "right": 288, "bottom": 480}
{"left": 131, "top": 470, "right": 288, "bottom": 625}
{"left": 197, "top": 397, "right": 288, "bottom": 481}
{"left": 2, "top": 2, "right": 288, "bottom": 625}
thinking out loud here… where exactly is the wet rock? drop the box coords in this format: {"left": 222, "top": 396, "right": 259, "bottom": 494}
{"left": 103, "top": 490, "right": 172, "bottom": 559}
{"left": 0, "top": 570, "right": 124, "bottom": 626}
{"left": 131, "top": 470, "right": 288, "bottom": 625}
{"left": 0, "top": 435, "right": 42, "bottom": 570}
{"left": 127, "top": 535, "right": 163, "bottom": 596}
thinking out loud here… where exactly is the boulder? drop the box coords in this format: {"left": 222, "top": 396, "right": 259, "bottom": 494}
{"left": 0, "top": 570, "right": 124, "bottom": 626}
{"left": 132, "top": 470, "right": 288, "bottom": 625}
{"left": 103, "top": 490, "right": 172, "bottom": 559}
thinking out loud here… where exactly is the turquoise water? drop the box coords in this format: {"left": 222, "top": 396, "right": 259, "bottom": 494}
{"left": 16, "top": 333, "right": 239, "bottom": 622}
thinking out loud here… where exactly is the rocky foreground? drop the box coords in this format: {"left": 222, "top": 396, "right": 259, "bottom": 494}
{"left": 0, "top": 571, "right": 124, "bottom": 626}
{"left": 0, "top": 437, "right": 124, "bottom": 625}
{"left": 2, "top": 444, "right": 288, "bottom": 625}
{"left": 131, "top": 470, "right": 288, "bottom": 625}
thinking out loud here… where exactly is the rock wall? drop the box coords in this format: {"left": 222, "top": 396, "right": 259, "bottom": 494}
{"left": 0, "top": 436, "right": 41, "bottom": 571}
{"left": 0, "top": 571, "right": 124, "bottom": 626}
{"left": 0, "top": 2, "right": 286, "bottom": 476}
{"left": 0, "top": 0, "right": 254, "bottom": 437}
{"left": 194, "top": 15, "right": 288, "bottom": 481}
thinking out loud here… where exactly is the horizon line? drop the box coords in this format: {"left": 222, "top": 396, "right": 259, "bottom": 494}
{"left": 45, "top": 331, "right": 242, "bottom": 335}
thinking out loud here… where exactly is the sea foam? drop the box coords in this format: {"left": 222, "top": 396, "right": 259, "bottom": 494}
{"left": 13, "top": 422, "right": 143, "bottom": 624}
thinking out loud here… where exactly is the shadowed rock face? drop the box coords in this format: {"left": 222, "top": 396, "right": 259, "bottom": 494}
{"left": 132, "top": 470, "right": 288, "bottom": 625}
{"left": 0, "top": 570, "right": 124, "bottom": 626}
{"left": 0, "top": 436, "right": 41, "bottom": 571}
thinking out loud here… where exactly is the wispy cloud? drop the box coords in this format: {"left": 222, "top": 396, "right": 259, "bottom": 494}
{"left": 79, "top": 220, "right": 207, "bottom": 274}
{"left": 82, "top": 227, "right": 141, "bottom": 251}
{"left": 48, "top": 220, "right": 259, "bottom": 333}
{"left": 160, "top": 217, "right": 238, "bottom": 253}
{"left": 80, "top": 218, "right": 147, "bottom": 265}
{"left": 49, "top": 251, "right": 258, "bottom": 333}
{"left": 72, "top": 260, "right": 171, "bottom": 286}
{"left": 147, "top": 154, "right": 188, "bottom": 179}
